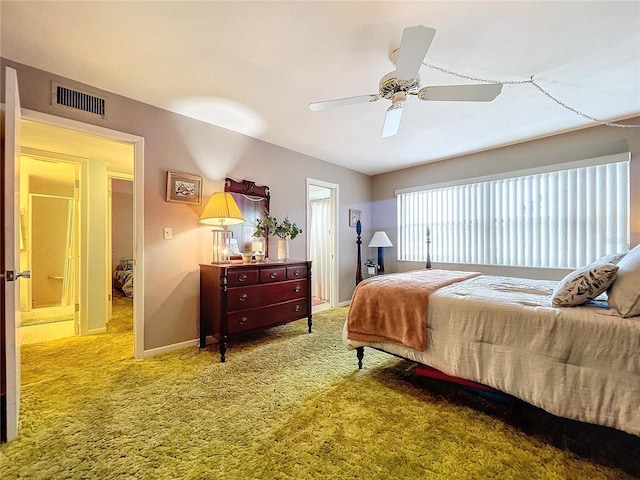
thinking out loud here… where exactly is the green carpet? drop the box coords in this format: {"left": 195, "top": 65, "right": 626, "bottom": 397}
{"left": 2, "top": 306, "right": 639, "bottom": 479}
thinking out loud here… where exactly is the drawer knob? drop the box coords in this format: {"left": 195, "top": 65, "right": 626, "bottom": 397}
{"left": 294, "top": 286, "right": 301, "bottom": 293}
{"left": 239, "top": 317, "right": 248, "bottom": 325}
{"left": 239, "top": 274, "right": 248, "bottom": 282}
{"left": 293, "top": 270, "right": 300, "bottom": 276}
{"left": 294, "top": 304, "right": 301, "bottom": 312}
{"left": 270, "top": 272, "right": 278, "bottom": 279}
{"left": 239, "top": 293, "right": 248, "bottom": 302}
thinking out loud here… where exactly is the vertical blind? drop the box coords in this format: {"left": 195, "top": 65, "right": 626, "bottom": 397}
{"left": 397, "top": 157, "right": 630, "bottom": 269}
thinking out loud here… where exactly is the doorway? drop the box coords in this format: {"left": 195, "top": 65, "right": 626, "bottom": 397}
{"left": 17, "top": 110, "right": 144, "bottom": 358}
{"left": 18, "top": 153, "right": 80, "bottom": 345}
{"left": 307, "top": 179, "right": 339, "bottom": 312}
{"left": 108, "top": 176, "right": 134, "bottom": 326}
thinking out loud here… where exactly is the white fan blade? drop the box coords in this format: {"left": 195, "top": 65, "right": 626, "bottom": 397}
{"left": 309, "top": 94, "right": 380, "bottom": 111}
{"left": 381, "top": 93, "right": 406, "bottom": 138}
{"left": 418, "top": 84, "right": 503, "bottom": 102}
{"left": 395, "top": 25, "right": 436, "bottom": 81}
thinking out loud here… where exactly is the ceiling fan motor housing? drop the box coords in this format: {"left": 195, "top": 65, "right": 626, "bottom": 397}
{"left": 379, "top": 71, "right": 421, "bottom": 99}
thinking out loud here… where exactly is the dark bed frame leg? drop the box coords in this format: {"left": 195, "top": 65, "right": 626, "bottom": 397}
{"left": 356, "top": 347, "right": 364, "bottom": 369}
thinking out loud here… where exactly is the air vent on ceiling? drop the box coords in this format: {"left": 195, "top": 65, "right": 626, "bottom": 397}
{"left": 52, "top": 83, "right": 106, "bottom": 117}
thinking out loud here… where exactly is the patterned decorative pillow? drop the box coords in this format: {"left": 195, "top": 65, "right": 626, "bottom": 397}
{"left": 607, "top": 244, "right": 640, "bottom": 317}
{"left": 120, "top": 257, "right": 134, "bottom": 270}
{"left": 551, "top": 262, "right": 619, "bottom": 307}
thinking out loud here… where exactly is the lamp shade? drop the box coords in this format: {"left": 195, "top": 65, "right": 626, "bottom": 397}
{"left": 199, "top": 192, "right": 244, "bottom": 226}
{"left": 368, "top": 231, "right": 393, "bottom": 248}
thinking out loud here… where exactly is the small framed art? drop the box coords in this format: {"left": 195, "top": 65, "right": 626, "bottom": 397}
{"left": 349, "top": 209, "right": 361, "bottom": 227}
{"left": 166, "top": 171, "right": 203, "bottom": 205}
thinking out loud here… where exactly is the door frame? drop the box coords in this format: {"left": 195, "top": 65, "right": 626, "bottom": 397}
{"left": 306, "top": 178, "right": 339, "bottom": 309}
{"left": 18, "top": 109, "right": 145, "bottom": 359}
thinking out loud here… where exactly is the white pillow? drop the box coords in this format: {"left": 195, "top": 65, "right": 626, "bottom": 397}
{"left": 596, "top": 252, "right": 626, "bottom": 265}
{"left": 551, "top": 262, "right": 619, "bottom": 307}
{"left": 607, "top": 244, "right": 640, "bottom": 317}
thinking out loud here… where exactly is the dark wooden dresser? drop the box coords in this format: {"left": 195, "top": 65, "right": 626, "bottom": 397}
{"left": 200, "top": 260, "right": 312, "bottom": 362}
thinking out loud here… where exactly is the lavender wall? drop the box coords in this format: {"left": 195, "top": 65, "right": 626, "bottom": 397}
{"left": 2, "top": 58, "right": 371, "bottom": 351}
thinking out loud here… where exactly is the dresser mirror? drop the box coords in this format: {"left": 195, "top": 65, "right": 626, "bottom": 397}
{"left": 224, "top": 177, "right": 271, "bottom": 258}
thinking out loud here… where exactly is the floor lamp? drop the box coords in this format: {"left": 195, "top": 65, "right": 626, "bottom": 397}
{"left": 199, "top": 192, "right": 245, "bottom": 264}
{"left": 368, "top": 231, "right": 393, "bottom": 274}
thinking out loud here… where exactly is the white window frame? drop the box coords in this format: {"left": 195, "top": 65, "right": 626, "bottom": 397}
{"left": 396, "top": 153, "right": 630, "bottom": 269}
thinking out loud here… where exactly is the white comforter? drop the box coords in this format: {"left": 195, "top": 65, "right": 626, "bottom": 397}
{"left": 343, "top": 274, "right": 640, "bottom": 436}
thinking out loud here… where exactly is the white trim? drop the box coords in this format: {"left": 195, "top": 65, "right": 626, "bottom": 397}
{"left": 20, "top": 108, "right": 145, "bottom": 359}
{"left": 133, "top": 139, "right": 144, "bottom": 358}
{"left": 107, "top": 171, "right": 134, "bottom": 181}
{"left": 306, "top": 178, "right": 339, "bottom": 308}
{"left": 140, "top": 339, "right": 199, "bottom": 358}
{"left": 312, "top": 303, "right": 332, "bottom": 314}
{"left": 395, "top": 152, "right": 631, "bottom": 195}
{"left": 21, "top": 146, "right": 88, "bottom": 163}
{"left": 87, "top": 327, "right": 107, "bottom": 335}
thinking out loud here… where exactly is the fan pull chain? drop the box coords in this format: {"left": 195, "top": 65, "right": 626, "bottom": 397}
{"left": 423, "top": 62, "right": 639, "bottom": 129}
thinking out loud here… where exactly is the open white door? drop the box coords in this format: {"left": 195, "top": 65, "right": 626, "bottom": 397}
{"left": 3, "top": 66, "right": 26, "bottom": 441}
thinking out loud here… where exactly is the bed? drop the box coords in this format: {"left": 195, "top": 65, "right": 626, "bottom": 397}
{"left": 344, "top": 244, "right": 640, "bottom": 436}
{"left": 113, "top": 257, "right": 134, "bottom": 298}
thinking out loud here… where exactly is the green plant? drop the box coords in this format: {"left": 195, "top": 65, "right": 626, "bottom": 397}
{"left": 253, "top": 215, "right": 302, "bottom": 240}
{"left": 252, "top": 214, "right": 277, "bottom": 239}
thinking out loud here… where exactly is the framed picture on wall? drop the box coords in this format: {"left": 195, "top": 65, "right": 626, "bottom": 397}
{"left": 349, "top": 209, "right": 361, "bottom": 227}
{"left": 166, "top": 171, "right": 203, "bottom": 205}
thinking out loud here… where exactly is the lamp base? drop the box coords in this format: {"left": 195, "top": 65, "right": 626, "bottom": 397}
{"left": 211, "top": 229, "right": 232, "bottom": 264}
{"left": 377, "top": 247, "right": 385, "bottom": 275}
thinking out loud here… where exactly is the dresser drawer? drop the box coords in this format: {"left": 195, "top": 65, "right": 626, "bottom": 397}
{"left": 227, "top": 269, "right": 259, "bottom": 286}
{"left": 226, "top": 299, "right": 310, "bottom": 334}
{"left": 259, "top": 267, "right": 286, "bottom": 283}
{"left": 227, "top": 280, "right": 308, "bottom": 311}
{"left": 287, "top": 265, "right": 308, "bottom": 280}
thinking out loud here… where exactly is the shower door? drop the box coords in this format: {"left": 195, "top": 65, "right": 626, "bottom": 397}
{"left": 19, "top": 155, "right": 80, "bottom": 342}
{"left": 29, "top": 194, "right": 75, "bottom": 310}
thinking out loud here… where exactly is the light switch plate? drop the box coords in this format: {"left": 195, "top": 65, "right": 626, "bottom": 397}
{"left": 163, "top": 227, "right": 173, "bottom": 239}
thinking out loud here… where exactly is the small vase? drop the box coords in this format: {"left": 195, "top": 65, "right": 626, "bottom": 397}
{"left": 277, "top": 238, "right": 289, "bottom": 261}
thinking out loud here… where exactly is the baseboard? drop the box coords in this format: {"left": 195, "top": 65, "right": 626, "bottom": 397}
{"left": 140, "top": 338, "right": 201, "bottom": 358}
{"left": 87, "top": 327, "right": 107, "bottom": 335}
{"left": 338, "top": 300, "right": 351, "bottom": 307}
{"left": 312, "top": 303, "right": 332, "bottom": 313}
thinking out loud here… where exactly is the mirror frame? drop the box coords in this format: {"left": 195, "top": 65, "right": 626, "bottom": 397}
{"left": 224, "top": 177, "right": 271, "bottom": 258}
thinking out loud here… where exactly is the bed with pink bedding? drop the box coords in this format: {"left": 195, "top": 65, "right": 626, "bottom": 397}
{"left": 344, "top": 268, "right": 640, "bottom": 436}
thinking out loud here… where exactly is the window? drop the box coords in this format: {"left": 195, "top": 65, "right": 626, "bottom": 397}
{"left": 397, "top": 153, "right": 630, "bottom": 269}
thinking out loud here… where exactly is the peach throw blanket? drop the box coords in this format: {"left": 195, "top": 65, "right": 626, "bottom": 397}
{"left": 347, "top": 269, "right": 481, "bottom": 350}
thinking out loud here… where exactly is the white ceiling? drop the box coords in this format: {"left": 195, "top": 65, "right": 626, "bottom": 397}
{"left": 2, "top": 1, "right": 639, "bottom": 176}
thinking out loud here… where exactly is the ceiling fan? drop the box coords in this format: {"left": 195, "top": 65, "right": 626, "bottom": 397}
{"left": 309, "top": 25, "right": 503, "bottom": 138}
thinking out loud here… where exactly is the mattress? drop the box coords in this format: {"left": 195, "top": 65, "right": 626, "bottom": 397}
{"left": 343, "top": 274, "right": 640, "bottom": 436}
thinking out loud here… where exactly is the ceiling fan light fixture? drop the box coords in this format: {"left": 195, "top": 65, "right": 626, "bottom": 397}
{"left": 390, "top": 91, "right": 407, "bottom": 107}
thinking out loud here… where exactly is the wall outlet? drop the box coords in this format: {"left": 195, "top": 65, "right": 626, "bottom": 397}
{"left": 163, "top": 227, "right": 173, "bottom": 239}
